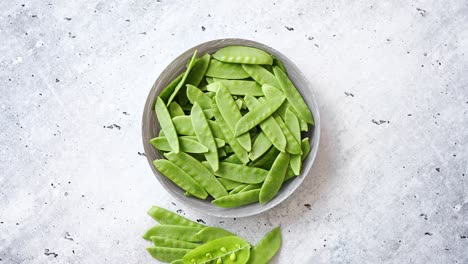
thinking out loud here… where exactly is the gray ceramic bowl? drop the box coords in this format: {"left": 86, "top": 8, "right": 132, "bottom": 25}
{"left": 142, "top": 39, "right": 320, "bottom": 218}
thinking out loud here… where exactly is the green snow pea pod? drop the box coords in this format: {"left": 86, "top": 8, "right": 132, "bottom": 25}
{"left": 261, "top": 83, "right": 284, "bottom": 100}
{"left": 283, "top": 166, "right": 296, "bottom": 182}
{"left": 223, "top": 154, "right": 243, "bottom": 164}
{"left": 205, "top": 162, "right": 268, "bottom": 184}
{"left": 164, "top": 152, "right": 228, "bottom": 199}
{"left": 147, "top": 206, "right": 204, "bottom": 228}
{"left": 143, "top": 225, "right": 202, "bottom": 241}
{"left": 215, "top": 84, "right": 251, "bottom": 151}
{"left": 159, "top": 72, "right": 184, "bottom": 103}
{"left": 273, "top": 56, "right": 287, "bottom": 73}
{"left": 241, "top": 64, "right": 279, "bottom": 88}
{"left": 246, "top": 227, "right": 282, "bottom": 264}
{"left": 301, "top": 137, "right": 311, "bottom": 161}
{"left": 147, "top": 247, "right": 191, "bottom": 263}
{"left": 186, "top": 53, "right": 211, "bottom": 87}
{"left": 212, "top": 104, "right": 250, "bottom": 164}
{"left": 191, "top": 102, "right": 219, "bottom": 171}
{"left": 249, "top": 146, "right": 280, "bottom": 170}
{"left": 182, "top": 236, "right": 251, "bottom": 264}
{"left": 213, "top": 46, "right": 273, "bottom": 65}
{"left": 180, "top": 136, "right": 225, "bottom": 148}
{"left": 153, "top": 160, "right": 207, "bottom": 199}
{"left": 272, "top": 112, "right": 302, "bottom": 155}
{"left": 229, "top": 184, "right": 248, "bottom": 195}
{"left": 299, "top": 118, "right": 309, "bottom": 131}
{"left": 259, "top": 152, "right": 290, "bottom": 204}
{"left": 169, "top": 101, "right": 185, "bottom": 117}
{"left": 218, "top": 178, "right": 244, "bottom": 191}
{"left": 240, "top": 183, "right": 262, "bottom": 193}
{"left": 285, "top": 108, "right": 302, "bottom": 175}
{"left": 248, "top": 131, "right": 272, "bottom": 161}
{"left": 234, "top": 85, "right": 286, "bottom": 136}
{"left": 167, "top": 51, "right": 198, "bottom": 105}
{"left": 150, "top": 236, "right": 200, "bottom": 249}
{"left": 186, "top": 84, "right": 212, "bottom": 110}
{"left": 203, "top": 108, "right": 214, "bottom": 119}
{"left": 205, "top": 77, "right": 214, "bottom": 84}
{"left": 273, "top": 66, "right": 314, "bottom": 124}
{"left": 243, "top": 95, "right": 286, "bottom": 152}
{"left": 205, "top": 59, "right": 250, "bottom": 79}
{"left": 150, "top": 137, "right": 208, "bottom": 153}
{"left": 207, "top": 80, "right": 263, "bottom": 96}
{"left": 172, "top": 116, "right": 225, "bottom": 140}
{"left": 178, "top": 86, "right": 190, "bottom": 106}
{"left": 195, "top": 227, "right": 234, "bottom": 243}
{"left": 212, "top": 189, "right": 260, "bottom": 208}
{"left": 155, "top": 96, "right": 179, "bottom": 153}
{"left": 278, "top": 102, "right": 309, "bottom": 132}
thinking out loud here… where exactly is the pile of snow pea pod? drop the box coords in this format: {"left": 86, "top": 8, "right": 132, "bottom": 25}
{"left": 143, "top": 206, "right": 282, "bottom": 264}
{"left": 152, "top": 45, "right": 314, "bottom": 207}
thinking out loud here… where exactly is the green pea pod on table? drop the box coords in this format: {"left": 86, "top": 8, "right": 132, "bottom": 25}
{"left": 147, "top": 247, "right": 191, "bottom": 263}
{"left": 195, "top": 226, "right": 235, "bottom": 243}
{"left": 147, "top": 206, "right": 204, "bottom": 228}
{"left": 183, "top": 236, "right": 251, "bottom": 264}
{"left": 246, "top": 227, "right": 282, "bottom": 264}
{"left": 150, "top": 236, "right": 200, "bottom": 249}
{"left": 143, "top": 225, "right": 202, "bottom": 242}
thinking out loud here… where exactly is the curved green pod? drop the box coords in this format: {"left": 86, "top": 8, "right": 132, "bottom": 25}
{"left": 183, "top": 236, "right": 251, "bottom": 264}
{"left": 150, "top": 137, "right": 208, "bottom": 153}
{"left": 155, "top": 96, "right": 179, "bottom": 153}
{"left": 241, "top": 64, "right": 279, "bottom": 88}
{"left": 212, "top": 189, "right": 260, "bottom": 208}
{"left": 147, "top": 206, "right": 204, "bottom": 228}
{"left": 259, "top": 152, "right": 290, "bottom": 204}
{"left": 206, "top": 162, "right": 268, "bottom": 184}
{"left": 205, "top": 59, "right": 250, "bottom": 79}
{"left": 195, "top": 227, "right": 234, "bottom": 243}
{"left": 191, "top": 102, "right": 219, "bottom": 171}
{"left": 143, "top": 225, "right": 202, "bottom": 241}
{"left": 246, "top": 227, "right": 282, "bottom": 264}
{"left": 151, "top": 236, "right": 200, "bottom": 249}
{"left": 167, "top": 50, "right": 198, "bottom": 105}
{"left": 213, "top": 46, "right": 273, "bottom": 65}
{"left": 186, "top": 53, "right": 211, "bottom": 87}
{"left": 207, "top": 80, "right": 263, "bottom": 96}
{"left": 147, "top": 247, "right": 191, "bottom": 263}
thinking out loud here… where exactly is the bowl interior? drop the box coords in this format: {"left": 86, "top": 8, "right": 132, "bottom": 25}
{"left": 142, "top": 39, "right": 320, "bottom": 218}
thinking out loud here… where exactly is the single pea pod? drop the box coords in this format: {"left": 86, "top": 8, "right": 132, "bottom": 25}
{"left": 217, "top": 178, "right": 244, "bottom": 191}
{"left": 249, "top": 146, "right": 280, "bottom": 170}
{"left": 172, "top": 116, "right": 226, "bottom": 140}
{"left": 213, "top": 46, "right": 273, "bottom": 65}
{"left": 229, "top": 184, "right": 248, "bottom": 195}
{"left": 301, "top": 137, "right": 311, "bottom": 161}
{"left": 246, "top": 227, "right": 282, "bottom": 264}
{"left": 153, "top": 159, "right": 208, "bottom": 199}
{"left": 240, "top": 183, "right": 262, "bottom": 193}
{"left": 159, "top": 72, "right": 184, "bottom": 103}
{"left": 285, "top": 108, "right": 302, "bottom": 175}
{"left": 180, "top": 136, "right": 225, "bottom": 148}
{"left": 151, "top": 236, "right": 200, "bottom": 249}
{"left": 241, "top": 64, "right": 279, "bottom": 88}
{"left": 249, "top": 131, "right": 272, "bottom": 161}
{"left": 155, "top": 96, "right": 179, "bottom": 153}
{"left": 147, "top": 247, "right": 191, "bottom": 263}
{"left": 186, "top": 84, "right": 213, "bottom": 110}
{"left": 204, "top": 162, "right": 268, "bottom": 184}
{"left": 195, "top": 227, "right": 234, "bottom": 243}
{"left": 186, "top": 53, "right": 211, "bottom": 87}
{"left": 223, "top": 154, "right": 243, "bottom": 164}
{"left": 167, "top": 50, "right": 198, "bottom": 105}
{"left": 147, "top": 206, "right": 204, "bottom": 228}
{"left": 283, "top": 166, "right": 296, "bottom": 182}
{"left": 192, "top": 102, "right": 219, "bottom": 171}
{"left": 259, "top": 152, "right": 290, "bottom": 204}
{"left": 207, "top": 80, "right": 263, "bottom": 96}
{"left": 150, "top": 136, "right": 208, "bottom": 153}
{"left": 182, "top": 236, "right": 251, "bottom": 264}
{"left": 143, "top": 225, "right": 202, "bottom": 242}
{"left": 205, "top": 59, "right": 250, "bottom": 79}
{"left": 212, "top": 189, "right": 260, "bottom": 208}
{"left": 168, "top": 101, "right": 185, "bottom": 117}
{"left": 273, "top": 66, "right": 314, "bottom": 125}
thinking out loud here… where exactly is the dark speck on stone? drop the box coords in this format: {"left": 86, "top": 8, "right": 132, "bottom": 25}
{"left": 201, "top": 26, "right": 206, "bottom": 31}
{"left": 435, "top": 168, "right": 440, "bottom": 172}
{"left": 408, "top": 114, "right": 412, "bottom": 116}
{"left": 176, "top": 209, "right": 183, "bottom": 214}
{"left": 139, "top": 32, "right": 147, "bottom": 35}
{"left": 285, "top": 26, "right": 294, "bottom": 31}
{"left": 171, "top": 202, "right": 176, "bottom": 206}
{"left": 64, "top": 232, "right": 74, "bottom": 241}
{"left": 55, "top": 78, "right": 60, "bottom": 83}
{"left": 372, "top": 119, "right": 389, "bottom": 125}
{"left": 44, "top": 249, "right": 58, "bottom": 258}
{"left": 304, "top": 204, "right": 312, "bottom": 210}
{"left": 344, "top": 91, "right": 354, "bottom": 97}
{"left": 64, "top": 17, "right": 72, "bottom": 21}
{"left": 461, "top": 235, "right": 467, "bottom": 239}
{"left": 16, "top": 223, "right": 19, "bottom": 225}
{"left": 137, "top": 152, "right": 146, "bottom": 156}
{"left": 125, "top": 19, "right": 130, "bottom": 22}
{"left": 122, "top": 111, "right": 129, "bottom": 115}
{"left": 424, "top": 232, "right": 433, "bottom": 236}
{"left": 219, "top": 221, "right": 224, "bottom": 223}
{"left": 196, "top": 219, "right": 206, "bottom": 224}
{"left": 416, "top": 8, "right": 427, "bottom": 17}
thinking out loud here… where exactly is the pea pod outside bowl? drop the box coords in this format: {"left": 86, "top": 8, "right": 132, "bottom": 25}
{"left": 142, "top": 39, "right": 321, "bottom": 218}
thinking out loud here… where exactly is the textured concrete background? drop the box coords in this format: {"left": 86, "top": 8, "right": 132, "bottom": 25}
{"left": 1, "top": 0, "right": 467, "bottom": 263}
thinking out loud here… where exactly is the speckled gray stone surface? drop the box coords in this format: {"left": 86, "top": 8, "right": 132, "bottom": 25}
{"left": 1, "top": 1, "right": 467, "bottom": 263}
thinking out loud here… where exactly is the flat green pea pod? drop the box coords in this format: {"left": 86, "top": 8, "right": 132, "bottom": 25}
{"left": 272, "top": 112, "right": 302, "bottom": 155}
{"left": 183, "top": 236, "right": 250, "bottom": 264}
{"left": 151, "top": 236, "right": 200, "bottom": 249}
{"left": 243, "top": 95, "right": 286, "bottom": 152}
{"left": 273, "top": 66, "right": 314, "bottom": 125}
{"left": 186, "top": 84, "right": 212, "bottom": 110}
{"left": 180, "top": 136, "right": 225, "bottom": 148}
{"left": 241, "top": 64, "right": 279, "bottom": 88}
{"left": 164, "top": 152, "right": 228, "bottom": 199}
{"left": 283, "top": 166, "right": 296, "bottom": 182}
{"left": 249, "top": 146, "right": 280, "bottom": 170}
{"left": 205, "top": 162, "right": 268, "bottom": 184}
{"left": 195, "top": 227, "right": 234, "bottom": 243}
{"left": 153, "top": 160, "right": 207, "bottom": 199}
{"left": 147, "top": 247, "right": 191, "bottom": 263}
{"left": 172, "top": 116, "right": 225, "bottom": 140}
{"left": 301, "top": 137, "right": 311, "bottom": 161}
{"left": 169, "top": 101, "right": 185, "bottom": 117}
{"left": 186, "top": 53, "right": 211, "bottom": 87}
{"left": 159, "top": 72, "right": 184, "bottom": 103}
{"left": 207, "top": 80, "right": 263, "bottom": 96}
{"left": 223, "top": 154, "right": 243, "bottom": 164}
{"left": 143, "top": 225, "right": 202, "bottom": 241}
{"left": 218, "top": 178, "right": 244, "bottom": 191}
{"left": 191, "top": 103, "right": 219, "bottom": 172}
{"left": 215, "top": 84, "right": 251, "bottom": 151}
{"left": 229, "top": 184, "right": 248, "bottom": 195}
{"left": 212, "top": 189, "right": 260, "bottom": 208}
{"left": 147, "top": 206, "right": 204, "bottom": 228}
{"left": 249, "top": 131, "right": 272, "bottom": 161}
{"left": 234, "top": 86, "right": 285, "bottom": 136}
{"left": 171, "top": 260, "right": 184, "bottom": 264}
{"left": 246, "top": 227, "right": 282, "bottom": 264}
{"left": 212, "top": 104, "right": 250, "bottom": 164}
{"left": 273, "top": 56, "right": 287, "bottom": 73}
{"left": 259, "top": 152, "right": 290, "bottom": 204}
{"left": 240, "top": 183, "right": 262, "bottom": 193}
{"left": 167, "top": 51, "right": 198, "bottom": 105}
{"left": 150, "top": 137, "right": 208, "bottom": 153}
{"left": 155, "top": 96, "right": 179, "bottom": 153}
{"left": 205, "top": 59, "right": 250, "bottom": 79}
{"left": 213, "top": 46, "right": 273, "bottom": 65}
{"left": 285, "top": 108, "right": 302, "bottom": 175}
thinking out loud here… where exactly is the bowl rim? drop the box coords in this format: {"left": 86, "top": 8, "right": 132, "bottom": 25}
{"left": 142, "top": 38, "right": 321, "bottom": 218}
